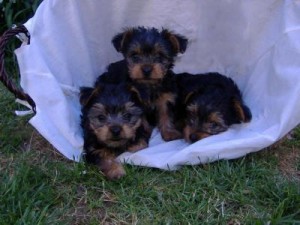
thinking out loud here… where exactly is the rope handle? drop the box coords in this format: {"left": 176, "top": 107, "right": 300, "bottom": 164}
{"left": 0, "top": 25, "right": 36, "bottom": 113}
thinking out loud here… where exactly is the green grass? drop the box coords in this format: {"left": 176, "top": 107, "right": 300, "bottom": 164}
{"left": 0, "top": 156, "right": 64, "bottom": 225}
{"left": 1, "top": 0, "right": 42, "bottom": 33}
{"left": 0, "top": 115, "right": 299, "bottom": 224}
{"left": 1, "top": 2, "right": 300, "bottom": 225}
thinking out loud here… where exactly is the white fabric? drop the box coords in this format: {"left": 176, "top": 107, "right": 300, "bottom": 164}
{"left": 15, "top": 0, "right": 300, "bottom": 169}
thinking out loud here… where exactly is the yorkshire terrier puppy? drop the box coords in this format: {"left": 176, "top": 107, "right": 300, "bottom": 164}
{"left": 99, "top": 27, "right": 188, "bottom": 141}
{"left": 80, "top": 81, "right": 150, "bottom": 180}
{"left": 176, "top": 73, "right": 252, "bottom": 143}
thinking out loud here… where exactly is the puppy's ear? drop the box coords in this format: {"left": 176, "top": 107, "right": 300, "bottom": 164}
{"left": 79, "top": 86, "right": 100, "bottom": 106}
{"left": 112, "top": 28, "right": 134, "bottom": 52}
{"left": 232, "top": 98, "right": 252, "bottom": 123}
{"left": 162, "top": 29, "right": 188, "bottom": 54}
{"left": 184, "top": 91, "right": 196, "bottom": 104}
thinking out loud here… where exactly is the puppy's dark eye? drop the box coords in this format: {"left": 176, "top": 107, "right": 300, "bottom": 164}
{"left": 154, "top": 53, "right": 166, "bottom": 62}
{"left": 210, "top": 122, "right": 220, "bottom": 129}
{"left": 122, "top": 113, "right": 132, "bottom": 122}
{"left": 130, "top": 54, "right": 141, "bottom": 63}
{"left": 98, "top": 115, "right": 106, "bottom": 122}
{"left": 154, "top": 56, "right": 162, "bottom": 62}
{"left": 188, "top": 118, "right": 195, "bottom": 125}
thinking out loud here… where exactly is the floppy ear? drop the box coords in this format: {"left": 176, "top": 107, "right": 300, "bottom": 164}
{"left": 112, "top": 28, "right": 134, "bottom": 52}
{"left": 79, "top": 86, "right": 100, "bottom": 106}
{"left": 162, "top": 29, "right": 188, "bottom": 54}
{"left": 232, "top": 98, "right": 252, "bottom": 123}
{"left": 184, "top": 91, "right": 196, "bottom": 104}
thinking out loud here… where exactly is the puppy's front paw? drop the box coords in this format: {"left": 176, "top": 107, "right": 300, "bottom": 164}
{"left": 105, "top": 165, "right": 126, "bottom": 180}
{"left": 100, "top": 159, "right": 126, "bottom": 180}
{"left": 127, "top": 139, "right": 148, "bottom": 152}
{"left": 161, "top": 129, "right": 182, "bottom": 141}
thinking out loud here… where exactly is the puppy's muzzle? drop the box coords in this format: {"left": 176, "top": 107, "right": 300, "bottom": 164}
{"left": 110, "top": 125, "right": 122, "bottom": 137}
{"left": 141, "top": 65, "right": 153, "bottom": 77}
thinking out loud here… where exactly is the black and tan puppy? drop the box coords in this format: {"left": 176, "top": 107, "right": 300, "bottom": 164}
{"left": 80, "top": 82, "right": 150, "bottom": 180}
{"left": 99, "top": 27, "right": 188, "bottom": 141}
{"left": 176, "top": 73, "right": 252, "bottom": 143}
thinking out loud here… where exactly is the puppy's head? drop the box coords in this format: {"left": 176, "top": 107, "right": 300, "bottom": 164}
{"left": 112, "top": 27, "right": 188, "bottom": 83}
{"left": 183, "top": 89, "right": 251, "bottom": 143}
{"left": 80, "top": 83, "right": 143, "bottom": 148}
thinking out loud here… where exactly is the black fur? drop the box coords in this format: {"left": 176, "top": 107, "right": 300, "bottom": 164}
{"left": 80, "top": 81, "right": 150, "bottom": 179}
{"left": 175, "top": 72, "right": 252, "bottom": 143}
{"left": 100, "top": 27, "right": 189, "bottom": 141}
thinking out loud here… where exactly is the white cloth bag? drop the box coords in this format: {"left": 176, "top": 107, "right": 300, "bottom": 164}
{"left": 15, "top": 0, "right": 300, "bottom": 169}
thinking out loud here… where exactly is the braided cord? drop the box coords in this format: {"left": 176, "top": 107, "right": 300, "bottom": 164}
{"left": 0, "top": 25, "right": 36, "bottom": 113}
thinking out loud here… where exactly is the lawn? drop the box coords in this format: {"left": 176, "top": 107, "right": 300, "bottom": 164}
{"left": 0, "top": 1, "right": 299, "bottom": 224}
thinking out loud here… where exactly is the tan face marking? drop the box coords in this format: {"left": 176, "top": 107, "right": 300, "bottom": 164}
{"left": 128, "top": 63, "right": 165, "bottom": 81}
{"left": 185, "top": 105, "right": 228, "bottom": 142}
{"left": 87, "top": 100, "right": 143, "bottom": 147}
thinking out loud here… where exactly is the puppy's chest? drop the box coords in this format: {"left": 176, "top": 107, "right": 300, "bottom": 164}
{"left": 135, "top": 83, "right": 163, "bottom": 109}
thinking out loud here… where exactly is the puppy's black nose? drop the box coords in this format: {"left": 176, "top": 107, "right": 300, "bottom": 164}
{"left": 189, "top": 133, "right": 198, "bottom": 143}
{"left": 110, "top": 126, "right": 121, "bottom": 136}
{"left": 142, "top": 65, "right": 153, "bottom": 77}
